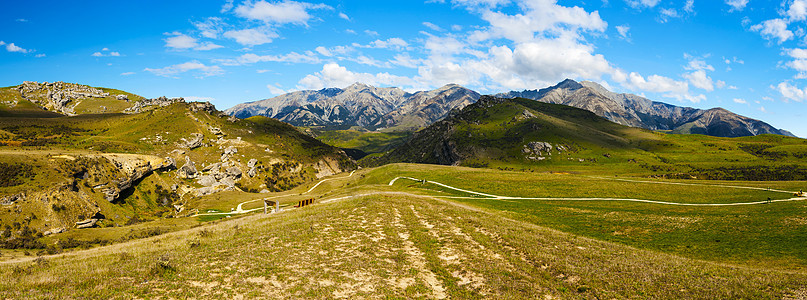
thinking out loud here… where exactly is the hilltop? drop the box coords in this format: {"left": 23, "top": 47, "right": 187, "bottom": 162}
{"left": 0, "top": 84, "right": 355, "bottom": 246}
{"left": 369, "top": 95, "right": 807, "bottom": 180}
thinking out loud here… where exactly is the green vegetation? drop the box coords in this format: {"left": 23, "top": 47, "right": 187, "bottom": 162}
{"left": 312, "top": 129, "right": 411, "bottom": 155}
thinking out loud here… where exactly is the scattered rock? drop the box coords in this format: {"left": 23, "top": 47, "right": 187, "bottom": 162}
{"left": 182, "top": 133, "right": 204, "bottom": 149}
{"left": 219, "top": 177, "right": 236, "bottom": 187}
{"left": 197, "top": 175, "right": 217, "bottom": 187}
{"left": 247, "top": 159, "right": 258, "bottom": 168}
{"left": 116, "top": 94, "right": 129, "bottom": 101}
{"left": 177, "top": 157, "right": 198, "bottom": 179}
{"left": 225, "top": 166, "right": 242, "bottom": 178}
{"left": 123, "top": 96, "right": 184, "bottom": 113}
{"left": 75, "top": 218, "right": 99, "bottom": 229}
{"left": 0, "top": 193, "right": 24, "bottom": 206}
{"left": 43, "top": 227, "right": 65, "bottom": 236}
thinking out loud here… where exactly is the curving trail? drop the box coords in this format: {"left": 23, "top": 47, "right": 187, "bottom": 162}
{"left": 388, "top": 177, "right": 807, "bottom": 207}
{"left": 586, "top": 176, "right": 797, "bottom": 194}
{"left": 194, "top": 170, "right": 357, "bottom": 217}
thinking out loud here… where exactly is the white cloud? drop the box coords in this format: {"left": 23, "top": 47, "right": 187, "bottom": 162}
{"left": 622, "top": 72, "right": 688, "bottom": 94}
{"left": 16, "top": 18, "right": 28, "bottom": 22}
{"left": 775, "top": 81, "right": 807, "bottom": 102}
{"left": 35, "top": 54, "right": 45, "bottom": 58}
{"left": 193, "top": 17, "right": 225, "bottom": 39}
{"left": 4, "top": 42, "right": 29, "bottom": 53}
{"left": 339, "top": 12, "right": 350, "bottom": 21}
{"left": 164, "top": 33, "right": 198, "bottom": 49}
{"left": 364, "top": 30, "right": 379, "bottom": 36}
{"left": 345, "top": 29, "right": 356, "bottom": 34}
{"left": 423, "top": 22, "right": 444, "bottom": 31}
{"left": 217, "top": 52, "right": 321, "bottom": 66}
{"left": 221, "top": 0, "right": 234, "bottom": 13}
{"left": 685, "top": 70, "right": 715, "bottom": 91}
{"left": 684, "top": 54, "right": 715, "bottom": 71}
{"left": 92, "top": 49, "right": 122, "bottom": 57}
{"left": 223, "top": 28, "right": 278, "bottom": 46}
{"left": 725, "top": 0, "right": 748, "bottom": 12}
{"left": 452, "top": 24, "right": 463, "bottom": 31}
{"left": 391, "top": 53, "right": 422, "bottom": 68}
{"left": 626, "top": 0, "right": 660, "bottom": 9}
{"left": 257, "top": 69, "right": 270, "bottom": 73}
{"left": 788, "top": 0, "right": 807, "bottom": 21}
{"left": 751, "top": 18, "right": 793, "bottom": 44}
{"left": 314, "top": 45, "right": 352, "bottom": 57}
{"left": 683, "top": 0, "right": 694, "bottom": 13}
{"left": 784, "top": 48, "right": 807, "bottom": 78}
{"left": 733, "top": 98, "right": 747, "bottom": 104}
{"left": 164, "top": 33, "right": 224, "bottom": 50}
{"left": 234, "top": 0, "right": 331, "bottom": 25}
{"left": 615, "top": 25, "right": 630, "bottom": 40}
{"left": 267, "top": 83, "right": 287, "bottom": 95}
{"left": 298, "top": 63, "right": 417, "bottom": 90}
{"left": 360, "top": 38, "right": 410, "bottom": 50}
{"left": 144, "top": 61, "right": 224, "bottom": 78}
{"left": 121, "top": 72, "right": 136, "bottom": 76}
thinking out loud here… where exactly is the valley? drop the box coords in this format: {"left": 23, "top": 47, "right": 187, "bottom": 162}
{"left": 1, "top": 81, "right": 806, "bottom": 298}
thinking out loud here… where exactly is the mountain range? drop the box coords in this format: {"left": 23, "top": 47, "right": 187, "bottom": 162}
{"left": 226, "top": 79, "right": 793, "bottom": 138}
{"left": 225, "top": 83, "right": 479, "bottom": 131}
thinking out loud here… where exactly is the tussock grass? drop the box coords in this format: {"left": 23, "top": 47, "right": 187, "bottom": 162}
{"left": 0, "top": 193, "right": 804, "bottom": 298}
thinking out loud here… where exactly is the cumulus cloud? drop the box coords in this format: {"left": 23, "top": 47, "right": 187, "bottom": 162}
{"left": 223, "top": 28, "right": 278, "bottom": 46}
{"left": 314, "top": 45, "right": 352, "bottom": 57}
{"left": 733, "top": 98, "right": 747, "bottom": 104}
{"left": 788, "top": 0, "right": 807, "bottom": 21}
{"left": 684, "top": 70, "right": 715, "bottom": 91}
{"left": 784, "top": 48, "right": 807, "bottom": 79}
{"left": 298, "top": 63, "right": 417, "bottom": 90}
{"left": 3, "top": 42, "right": 29, "bottom": 53}
{"left": 267, "top": 83, "right": 288, "bottom": 95}
{"left": 338, "top": 12, "right": 350, "bottom": 21}
{"left": 775, "top": 81, "right": 807, "bottom": 102}
{"left": 144, "top": 61, "right": 224, "bottom": 78}
{"left": 751, "top": 18, "right": 793, "bottom": 44}
{"left": 234, "top": 0, "right": 331, "bottom": 25}
{"left": 725, "top": 0, "right": 748, "bottom": 12}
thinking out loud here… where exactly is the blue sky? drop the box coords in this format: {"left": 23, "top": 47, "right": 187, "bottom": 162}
{"left": 2, "top": 0, "right": 807, "bottom": 136}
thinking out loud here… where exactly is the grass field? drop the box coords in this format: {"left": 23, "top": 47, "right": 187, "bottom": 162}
{"left": 2, "top": 160, "right": 807, "bottom": 298}
{"left": 2, "top": 191, "right": 806, "bottom": 299}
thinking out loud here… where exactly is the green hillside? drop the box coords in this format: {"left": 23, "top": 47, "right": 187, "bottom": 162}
{"left": 370, "top": 96, "right": 807, "bottom": 180}
{"left": 0, "top": 99, "right": 355, "bottom": 250}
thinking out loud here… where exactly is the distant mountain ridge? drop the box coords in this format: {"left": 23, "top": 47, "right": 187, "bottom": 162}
{"left": 496, "top": 79, "right": 794, "bottom": 137}
{"left": 226, "top": 79, "right": 792, "bottom": 138}
{"left": 225, "top": 83, "right": 480, "bottom": 131}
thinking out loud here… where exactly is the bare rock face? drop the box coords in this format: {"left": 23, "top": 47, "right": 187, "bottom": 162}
{"left": 124, "top": 96, "right": 185, "bottom": 113}
{"left": 75, "top": 218, "right": 99, "bottom": 229}
{"left": 14, "top": 81, "right": 111, "bottom": 115}
{"left": 181, "top": 133, "right": 204, "bottom": 149}
{"left": 43, "top": 227, "right": 65, "bottom": 236}
{"left": 225, "top": 83, "right": 480, "bottom": 130}
{"left": 100, "top": 154, "right": 175, "bottom": 202}
{"left": 176, "top": 157, "right": 198, "bottom": 179}
{"left": 0, "top": 193, "right": 24, "bottom": 206}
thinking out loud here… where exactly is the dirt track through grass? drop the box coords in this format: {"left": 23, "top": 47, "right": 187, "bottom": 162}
{"left": 390, "top": 176, "right": 807, "bottom": 206}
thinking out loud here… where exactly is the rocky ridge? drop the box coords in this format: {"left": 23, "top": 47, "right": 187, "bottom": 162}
{"left": 225, "top": 83, "right": 480, "bottom": 130}
{"left": 14, "top": 81, "right": 112, "bottom": 115}
{"left": 497, "top": 79, "right": 793, "bottom": 138}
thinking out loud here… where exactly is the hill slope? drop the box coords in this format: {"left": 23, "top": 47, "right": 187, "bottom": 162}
{"left": 225, "top": 83, "right": 480, "bottom": 131}
{"left": 370, "top": 95, "right": 807, "bottom": 179}
{"left": 0, "top": 97, "right": 355, "bottom": 243}
{"left": 497, "top": 79, "right": 793, "bottom": 137}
